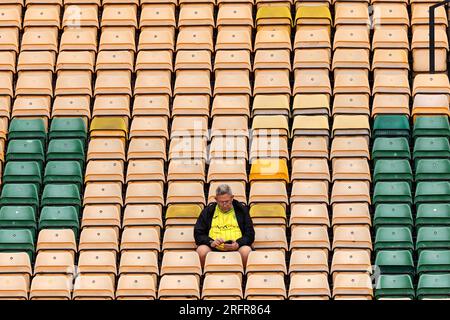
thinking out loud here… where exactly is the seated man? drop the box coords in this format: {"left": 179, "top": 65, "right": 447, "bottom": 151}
{"left": 194, "top": 184, "right": 255, "bottom": 267}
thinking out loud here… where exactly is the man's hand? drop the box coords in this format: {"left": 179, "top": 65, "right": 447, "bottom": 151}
{"left": 210, "top": 238, "right": 225, "bottom": 248}
{"left": 223, "top": 241, "right": 239, "bottom": 251}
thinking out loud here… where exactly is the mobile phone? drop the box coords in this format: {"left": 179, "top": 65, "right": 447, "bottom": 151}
{"left": 224, "top": 240, "right": 233, "bottom": 244}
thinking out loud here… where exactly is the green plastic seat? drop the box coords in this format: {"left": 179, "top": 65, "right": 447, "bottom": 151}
{"left": 6, "top": 139, "right": 45, "bottom": 166}
{"left": 0, "top": 206, "right": 37, "bottom": 235}
{"left": 0, "top": 183, "right": 39, "bottom": 209}
{"left": 375, "top": 250, "right": 414, "bottom": 275}
{"left": 413, "top": 116, "right": 450, "bottom": 138}
{"left": 416, "top": 227, "right": 450, "bottom": 253}
{"left": 374, "top": 226, "right": 414, "bottom": 252}
{"left": 415, "top": 182, "right": 450, "bottom": 205}
{"left": 417, "top": 273, "right": 450, "bottom": 299}
{"left": 418, "top": 250, "right": 450, "bottom": 274}
{"left": 373, "top": 182, "right": 412, "bottom": 206}
{"left": 0, "top": 229, "right": 35, "bottom": 260}
{"left": 44, "top": 161, "right": 83, "bottom": 187}
{"left": 415, "top": 159, "right": 450, "bottom": 181}
{"left": 416, "top": 203, "right": 450, "bottom": 227}
{"left": 413, "top": 137, "right": 450, "bottom": 160}
{"left": 39, "top": 206, "right": 79, "bottom": 234}
{"left": 41, "top": 184, "right": 81, "bottom": 209}
{"left": 46, "top": 139, "right": 85, "bottom": 164}
{"left": 49, "top": 117, "right": 87, "bottom": 141}
{"left": 372, "top": 137, "right": 411, "bottom": 161}
{"left": 373, "top": 204, "right": 413, "bottom": 230}
{"left": 375, "top": 274, "right": 414, "bottom": 300}
{"left": 373, "top": 115, "right": 410, "bottom": 138}
{"left": 3, "top": 161, "right": 42, "bottom": 187}
{"left": 8, "top": 118, "right": 46, "bottom": 142}
{"left": 373, "top": 159, "right": 412, "bottom": 183}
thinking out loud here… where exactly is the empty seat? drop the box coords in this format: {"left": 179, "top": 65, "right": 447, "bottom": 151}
{"left": 158, "top": 275, "right": 200, "bottom": 300}
{"left": 73, "top": 274, "right": 115, "bottom": 300}
{"left": 116, "top": 274, "right": 156, "bottom": 300}
{"left": 245, "top": 274, "right": 286, "bottom": 299}
{"left": 289, "top": 273, "right": 330, "bottom": 300}
{"left": 202, "top": 274, "right": 243, "bottom": 300}
{"left": 30, "top": 274, "right": 72, "bottom": 300}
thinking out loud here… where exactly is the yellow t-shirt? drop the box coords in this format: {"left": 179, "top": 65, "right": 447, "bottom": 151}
{"left": 208, "top": 205, "right": 242, "bottom": 251}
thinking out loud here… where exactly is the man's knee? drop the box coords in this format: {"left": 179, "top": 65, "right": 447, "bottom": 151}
{"left": 238, "top": 245, "right": 252, "bottom": 256}
{"left": 196, "top": 245, "right": 211, "bottom": 257}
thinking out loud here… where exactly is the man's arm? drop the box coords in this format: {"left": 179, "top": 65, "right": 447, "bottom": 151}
{"left": 235, "top": 208, "right": 255, "bottom": 247}
{"left": 194, "top": 208, "right": 214, "bottom": 246}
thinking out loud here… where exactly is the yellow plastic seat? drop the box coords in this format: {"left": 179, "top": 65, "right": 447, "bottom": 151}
{"left": 165, "top": 204, "right": 203, "bottom": 226}
{"left": 292, "top": 94, "right": 330, "bottom": 116}
{"left": 249, "top": 203, "right": 286, "bottom": 225}
{"left": 249, "top": 158, "right": 289, "bottom": 183}
{"left": 252, "top": 94, "right": 290, "bottom": 116}
{"left": 295, "top": 5, "right": 331, "bottom": 25}
{"left": 252, "top": 115, "right": 289, "bottom": 137}
{"left": 256, "top": 6, "right": 293, "bottom": 26}
{"left": 90, "top": 116, "right": 128, "bottom": 139}
{"left": 332, "top": 115, "right": 370, "bottom": 138}
{"left": 291, "top": 115, "right": 329, "bottom": 137}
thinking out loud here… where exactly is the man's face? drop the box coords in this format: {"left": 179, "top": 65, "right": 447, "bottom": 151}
{"left": 215, "top": 193, "right": 234, "bottom": 212}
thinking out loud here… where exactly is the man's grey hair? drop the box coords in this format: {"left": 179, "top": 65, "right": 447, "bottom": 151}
{"left": 216, "top": 184, "right": 233, "bottom": 196}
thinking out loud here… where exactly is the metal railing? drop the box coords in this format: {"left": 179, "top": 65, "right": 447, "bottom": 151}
{"left": 429, "top": 0, "right": 450, "bottom": 73}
